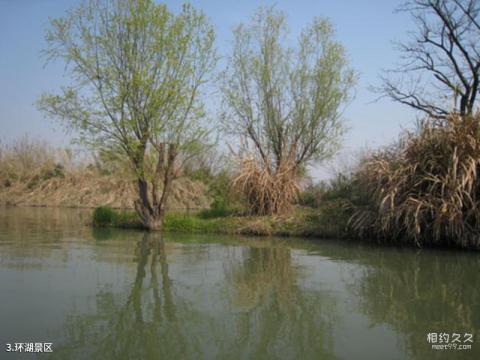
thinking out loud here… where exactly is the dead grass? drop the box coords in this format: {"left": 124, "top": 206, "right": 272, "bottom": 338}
{"left": 350, "top": 113, "right": 480, "bottom": 249}
{"left": 0, "top": 170, "right": 209, "bottom": 210}
{"left": 0, "top": 137, "right": 210, "bottom": 210}
{"left": 233, "top": 155, "right": 300, "bottom": 215}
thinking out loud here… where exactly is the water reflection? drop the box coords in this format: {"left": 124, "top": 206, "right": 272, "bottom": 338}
{"left": 345, "top": 247, "right": 480, "bottom": 359}
{"left": 225, "top": 243, "right": 337, "bottom": 359}
{"left": 48, "top": 233, "right": 186, "bottom": 359}
{"left": 1, "top": 208, "right": 479, "bottom": 359}
{"left": 44, "top": 233, "right": 338, "bottom": 360}
{"left": 226, "top": 245, "right": 296, "bottom": 309}
{"left": 305, "top": 242, "right": 480, "bottom": 359}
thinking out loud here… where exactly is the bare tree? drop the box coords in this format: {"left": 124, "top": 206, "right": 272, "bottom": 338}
{"left": 381, "top": 0, "right": 480, "bottom": 118}
{"left": 38, "top": 0, "right": 217, "bottom": 230}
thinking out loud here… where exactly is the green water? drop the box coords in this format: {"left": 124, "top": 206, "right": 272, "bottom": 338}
{"left": 0, "top": 207, "right": 479, "bottom": 360}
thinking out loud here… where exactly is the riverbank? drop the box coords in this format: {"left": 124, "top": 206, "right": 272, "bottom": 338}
{"left": 0, "top": 169, "right": 210, "bottom": 210}
{"left": 91, "top": 206, "right": 349, "bottom": 239}
{"left": 90, "top": 204, "right": 480, "bottom": 251}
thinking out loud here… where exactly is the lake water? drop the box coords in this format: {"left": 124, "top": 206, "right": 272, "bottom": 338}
{"left": 0, "top": 207, "right": 479, "bottom": 359}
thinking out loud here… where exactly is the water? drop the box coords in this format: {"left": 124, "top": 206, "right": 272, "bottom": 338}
{"left": 0, "top": 207, "right": 479, "bottom": 360}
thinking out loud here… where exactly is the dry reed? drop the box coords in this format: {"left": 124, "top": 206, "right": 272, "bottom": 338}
{"left": 0, "top": 137, "right": 210, "bottom": 210}
{"left": 233, "top": 155, "right": 300, "bottom": 215}
{"left": 350, "top": 114, "right": 480, "bottom": 249}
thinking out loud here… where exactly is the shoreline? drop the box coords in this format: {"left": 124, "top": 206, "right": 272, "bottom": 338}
{"left": 90, "top": 205, "right": 348, "bottom": 239}
{"left": 3, "top": 204, "right": 480, "bottom": 252}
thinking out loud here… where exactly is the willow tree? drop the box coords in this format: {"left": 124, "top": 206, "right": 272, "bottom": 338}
{"left": 221, "top": 7, "right": 355, "bottom": 215}
{"left": 38, "top": 0, "right": 217, "bottom": 229}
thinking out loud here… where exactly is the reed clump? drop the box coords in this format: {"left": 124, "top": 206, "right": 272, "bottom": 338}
{"left": 350, "top": 113, "right": 480, "bottom": 249}
{"left": 233, "top": 156, "right": 300, "bottom": 216}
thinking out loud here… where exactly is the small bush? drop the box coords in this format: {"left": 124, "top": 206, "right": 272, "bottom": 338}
{"left": 92, "top": 206, "right": 117, "bottom": 226}
{"left": 92, "top": 206, "right": 148, "bottom": 229}
{"left": 198, "top": 207, "right": 232, "bottom": 219}
{"left": 198, "top": 193, "right": 236, "bottom": 219}
{"left": 187, "top": 165, "right": 241, "bottom": 218}
{"left": 297, "top": 183, "right": 326, "bottom": 208}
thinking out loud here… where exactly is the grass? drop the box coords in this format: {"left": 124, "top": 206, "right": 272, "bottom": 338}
{"left": 92, "top": 206, "right": 146, "bottom": 229}
{"left": 92, "top": 205, "right": 349, "bottom": 239}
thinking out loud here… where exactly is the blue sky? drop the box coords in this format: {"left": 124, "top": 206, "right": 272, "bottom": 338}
{"left": 0, "top": 0, "right": 417, "bottom": 178}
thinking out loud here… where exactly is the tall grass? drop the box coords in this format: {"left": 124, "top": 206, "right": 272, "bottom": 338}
{"left": 350, "top": 114, "right": 480, "bottom": 249}
{"left": 0, "top": 136, "right": 211, "bottom": 210}
{"left": 1, "top": 137, "right": 49, "bottom": 182}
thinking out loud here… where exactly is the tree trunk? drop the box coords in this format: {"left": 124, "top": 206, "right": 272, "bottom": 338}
{"left": 134, "top": 182, "right": 168, "bottom": 231}
{"left": 133, "top": 143, "right": 177, "bottom": 231}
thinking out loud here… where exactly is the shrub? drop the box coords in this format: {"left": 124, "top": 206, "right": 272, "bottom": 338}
{"left": 297, "top": 183, "right": 326, "bottom": 208}
{"left": 92, "top": 206, "right": 148, "bottom": 229}
{"left": 187, "top": 164, "right": 240, "bottom": 217}
{"left": 198, "top": 206, "right": 232, "bottom": 219}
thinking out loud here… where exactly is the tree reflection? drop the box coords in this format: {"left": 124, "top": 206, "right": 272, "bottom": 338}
{"left": 47, "top": 236, "right": 339, "bottom": 360}
{"left": 224, "top": 241, "right": 338, "bottom": 359}
{"left": 338, "top": 246, "right": 480, "bottom": 360}
{"left": 50, "top": 233, "right": 191, "bottom": 359}
{"left": 227, "top": 245, "right": 295, "bottom": 309}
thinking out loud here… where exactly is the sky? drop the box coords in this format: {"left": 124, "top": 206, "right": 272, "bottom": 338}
{"left": 0, "top": 0, "right": 417, "bottom": 179}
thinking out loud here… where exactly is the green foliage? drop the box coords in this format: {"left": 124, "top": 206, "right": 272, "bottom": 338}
{"left": 92, "top": 206, "right": 117, "bottom": 227}
{"left": 182, "top": 148, "right": 240, "bottom": 215}
{"left": 38, "top": 0, "right": 217, "bottom": 230}
{"left": 207, "top": 170, "right": 239, "bottom": 211}
{"left": 92, "top": 206, "right": 144, "bottom": 228}
{"left": 38, "top": 0, "right": 217, "bottom": 160}
{"left": 297, "top": 183, "right": 327, "bottom": 208}
{"left": 299, "top": 173, "right": 359, "bottom": 209}
{"left": 198, "top": 204, "right": 233, "bottom": 219}
{"left": 50, "top": 164, "right": 65, "bottom": 178}
{"left": 189, "top": 168, "right": 212, "bottom": 183}
{"left": 297, "top": 172, "right": 374, "bottom": 238}
{"left": 92, "top": 207, "right": 229, "bottom": 232}
{"left": 163, "top": 213, "right": 226, "bottom": 233}
{"left": 186, "top": 157, "right": 241, "bottom": 217}
{"left": 221, "top": 6, "right": 356, "bottom": 169}
{"left": 91, "top": 205, "right": 350, "bottom": 239}
{"left": 221, "top": 6, "right": 355, "bottom": 215}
